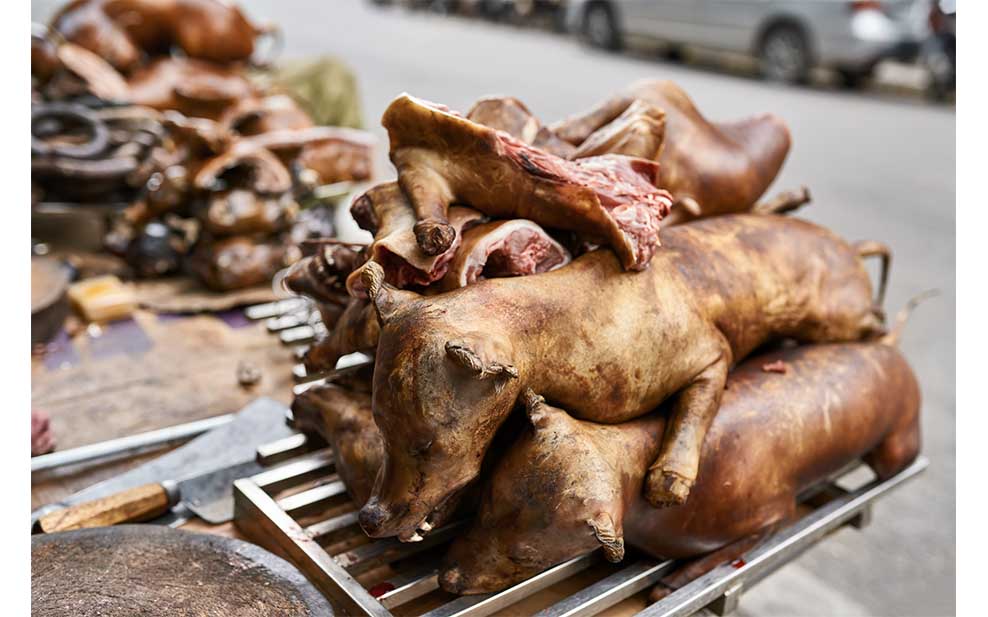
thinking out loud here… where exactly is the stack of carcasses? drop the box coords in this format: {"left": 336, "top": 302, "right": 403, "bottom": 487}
{"left": 31, "top": 0, "right": 374, "bottom": 290}
{"left": 285, "top": 79, "right": 922, "bottom": 600}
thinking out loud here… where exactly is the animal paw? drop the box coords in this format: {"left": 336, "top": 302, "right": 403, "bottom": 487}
{"left": 645, "top": 468, "right": 694, "bottom": 507}
{"left": 414, "top": 219, "right": 455, "bottom": 255}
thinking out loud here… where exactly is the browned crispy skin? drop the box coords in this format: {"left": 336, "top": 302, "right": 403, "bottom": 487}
{"left": 345, "top": 182, "right": 485, "bottom": 295}
{"left": 51, "top": 0, "right": 261, "bottom": 73}
{"left": 466, "top": 96, "right": 576, "bottom": 158}
{"left": 292, "top": 382, "right": 382, "bottom": 506}
{"left": 284, "top": 244, "right": 366, "bottom": 307}
{"left": 290, "top": 376, "right": 475, "bottom": 530}
{"left": 302, "top": 297, "right": 379, "bottom": 373}
{"left": 218, "top": 95, "right": 314, "bottom": 137}
{"left": 569, "top": 99, "right": 666, "bottom": 161}
{"left": 187, "top": 235, "right": 294, "bottom": 291}
{"left": 242, "top": 126, "right": 376, "bottom": 185}
{"left": 357, "top": 214, "right": 884, "bottom": 540}
{"left": 552, "top": 79, "right": 791, "bottom": 223}
{"left": 198, "top": 189, "right": 295, "bottom": 236}
{"left": 126, "top": 57, "right": 257, "bottom": 120}
{"left": 440, "top": 342, "right": 921, "bottom": 594}
{"left": 382, "top": 94, "right": 672, "bottom": 268}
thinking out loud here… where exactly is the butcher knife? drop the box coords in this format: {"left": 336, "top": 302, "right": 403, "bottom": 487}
{"left": 31, "top": 397, "right": 295, "bottom": 533}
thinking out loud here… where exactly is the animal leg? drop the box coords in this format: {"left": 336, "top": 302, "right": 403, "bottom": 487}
{"left": 864, "top": 414, "right": 921, "bottom": 480}
{"left": 645, "top": 352, "right": 729, "bottom": 507}
{"left": 391, "top": 149, "right": 457, "bottom": 255}
{"left": 550, "top": 95, "right": 636, "bottom": 146}
{"left": 752, "top": 186, "right": 812, "bottom": 216}
{"left": 647, "top": 525, "right": 781, "bottom": 603}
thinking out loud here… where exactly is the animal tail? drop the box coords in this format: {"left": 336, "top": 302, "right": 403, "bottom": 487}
{"left": 854, "top": 240, "right": 892, "bottom": 310}
{"left": 881, "top": 289, "right": 939, "bottom": 346}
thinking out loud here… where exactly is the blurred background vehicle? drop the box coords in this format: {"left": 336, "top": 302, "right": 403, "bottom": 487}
{"left": 565, "top": 0, "right": 931, "bottom": 87}
{"left": 919, "top": 0, "right": 955, "bottom": 100}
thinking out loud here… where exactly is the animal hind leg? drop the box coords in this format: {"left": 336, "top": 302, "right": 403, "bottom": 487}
{"left": 645, "top": 350, "right": 730, "bottom": 507}
{"left": 864, "top": 414, "right": 921, "bottom": 480}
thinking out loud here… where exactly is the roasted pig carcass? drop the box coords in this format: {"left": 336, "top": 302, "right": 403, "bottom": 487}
{"left": 552, "top": 79, "right": 792, "bottom": 223}
{"left": 356, "top": 215, "right": 885, "bottom": 541}
{"left": 344, "top": 182, "right": 485, "bottom": 296}
{"left": 440, "top": 339, "right": 920, "bottom": 594}
{"left": 441, "top": 219, "right": 571, "bottom": 290}
{"left": 188, "top": 235, "right": 298, "bottom": 291}
{"left": 382, "top": 94, "right": 672, "bottom": 269}
{"left": 51, "top": 0, "right": 266, "bottom": 73}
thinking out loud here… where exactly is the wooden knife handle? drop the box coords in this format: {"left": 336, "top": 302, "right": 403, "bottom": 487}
{"left": 36, "top": 483, "right": 172, "bottom": 534}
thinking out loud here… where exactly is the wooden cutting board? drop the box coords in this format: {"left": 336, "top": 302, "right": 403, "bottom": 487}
{"left": 32, "top": 525, "right": 334, "bottom": 616}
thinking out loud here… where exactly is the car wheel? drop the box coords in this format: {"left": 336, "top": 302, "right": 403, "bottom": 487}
{"left": 759, "top": 25, "right": 811, "bottom": 84}
{"left": 837, "top": 67, "right": 870, "bottom": 90}
{"left": 584, "top": 3, "right": 620, "bottom": 50}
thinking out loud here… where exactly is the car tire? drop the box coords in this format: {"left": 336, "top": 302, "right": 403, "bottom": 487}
{"left": 759, "top": 25, "right": 811, "bottom": 84}
{"left": 837, "top": 67, "right": 871, "bottom": 90}
{"left": 583, "top": 3, "right": 620, "bottom": 51}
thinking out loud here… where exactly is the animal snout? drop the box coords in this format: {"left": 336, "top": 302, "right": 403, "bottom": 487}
{"left": 438, "top": 565, "right": 464, "bottom": 594}
{"left": 358, "top": 500, "right": 391, "bottom": 536}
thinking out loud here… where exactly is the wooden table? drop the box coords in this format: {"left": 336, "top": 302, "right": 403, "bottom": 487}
{"left": 31, "top": 308, "right": 295, "bottom": 532}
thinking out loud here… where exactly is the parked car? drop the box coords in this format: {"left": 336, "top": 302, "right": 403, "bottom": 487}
{"left": 564, "top": 0, "right": 931, "bottom": 86}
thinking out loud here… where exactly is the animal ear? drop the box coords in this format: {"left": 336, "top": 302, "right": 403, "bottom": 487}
{"left": 361, "top": 261, "right": 419, "bottom": 324}
{"left": 522, "top": 389, "right": 553, "bottom": 428}
{"left": 587, "top": 512, "right": 625, "bottom": 563}
{"left": 445, "top": 341, "right": 518, "bottom": 380}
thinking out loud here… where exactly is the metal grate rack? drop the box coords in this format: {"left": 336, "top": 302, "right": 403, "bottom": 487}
{"left": 234, "top": 432, "right": 928, "bottom": 617}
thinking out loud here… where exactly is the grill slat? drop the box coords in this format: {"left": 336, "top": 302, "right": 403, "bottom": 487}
{"left": 337, "top": 521, "right": 466, "bottom": 575}
{"left": 422, "top": 552, "right": 600, "bottom": 617}
{"left": 536, "top": 559, "right": 675, "bottom": 617}
{"left": 277, "top": 479, "right": 347, "bottom": 514}
{"left": 305, "top": 510, "right": 360, "bottom": 540}
{"left": 245, "top": 298, "right": 308, "bottom": 320}
{"left": 378, "top": 565, "right": 441, "bottom": 609}
{"left": 233, "top": 407, "right": 928, "bottom": 617}
{"left": 251, "top": 449, "right": 335, "bottom": 492}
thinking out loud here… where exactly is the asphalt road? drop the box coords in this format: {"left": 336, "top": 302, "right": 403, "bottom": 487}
{"left": 32, "top": 1, "right": 956, "bottom": 615}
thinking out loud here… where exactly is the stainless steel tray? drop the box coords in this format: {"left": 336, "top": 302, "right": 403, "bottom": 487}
{"left": 234, "top": 432, "right": 927, "bottom": 617}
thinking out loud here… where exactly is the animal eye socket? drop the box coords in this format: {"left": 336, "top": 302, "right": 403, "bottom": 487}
{"left": 409, "top": 439, "right": 433, "bottom": 457}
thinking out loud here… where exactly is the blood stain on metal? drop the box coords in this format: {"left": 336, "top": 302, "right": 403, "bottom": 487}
{"left": 732, "top": 558, "right": 746, "bottom": 569}
{"left": 368, "top": 582, "right": 395, "bottom": 597}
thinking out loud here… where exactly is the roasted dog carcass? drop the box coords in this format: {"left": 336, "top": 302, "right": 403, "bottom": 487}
{"left": 292, "top": 378, "right": 382, "bottom": 507}
{"left": 51, "top": 0, "right": 266, "bottom": 72}
{"left": 383, "top": 94, "right": 672, "bottom": 268}
{"left": 440, "top": 339, "right": 920, "bottom": 593}
{"left": 357, "top": 214, "right": 886, "bottom": 542}
{"left": 552, "top": 79, "right": 792, "bottom": 224}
